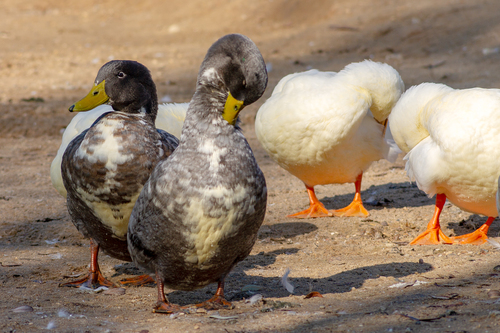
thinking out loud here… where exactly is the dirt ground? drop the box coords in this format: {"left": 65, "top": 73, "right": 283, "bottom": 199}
{"left": 3, "top": 0, "right": 500, "bottom": 332}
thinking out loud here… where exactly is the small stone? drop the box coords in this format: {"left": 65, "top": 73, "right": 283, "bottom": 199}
{"left": 487, "top": 290, "right": 500, "bottom": 299}
{"left": 493, "top": 265, "right": 500, "bottom": 272}
{"left": 196, "top": 308, "right": 207, "bottom": 314}
{"left": 194, "top": 325, "right": 200, "bottom": 330}
{"left": 418, "top": 259, "right": 424, "bottom": 264}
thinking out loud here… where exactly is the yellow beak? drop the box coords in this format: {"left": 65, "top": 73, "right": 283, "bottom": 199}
{"left": 69, "top": 80, "right": 108, "bottom": 112}
{"left": 222, "top": 92, "right": 244, "bottom": 125}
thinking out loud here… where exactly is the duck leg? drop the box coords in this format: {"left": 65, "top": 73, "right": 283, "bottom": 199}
{"left": 60, "top": 239, "right": 116, "bottom": 289}
{"left": 410, "top": 193, "right": 453, "bottom": 245}
{"left": 195, "top": 278, "right": 234, "bottom": 310}
{"left": 333, "top": 174, "right": 369, "bottom": 217}
{"left": 287, "top": 185, "right": 332, "bottom": 218}
{"left": 451, "top": 216, "right": 495, "bottom": 245}
{"left": 153, "top": 271, "right": 182, "bottom": 314}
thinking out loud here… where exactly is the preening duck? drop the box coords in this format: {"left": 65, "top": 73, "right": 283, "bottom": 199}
{"left": 60, "top": 60, "right": 179, "bottom": 288}
{"left": 50, "top": 102, "right": 187, "bottom": 197}
{"left": 389, "top": 82, "right": 500, "bottom": 245}
{"left": 127, "top": 34, "right": 268, "bottom": 313}
{"left": 255, "top": 60, "right": 404, "bottom": 218}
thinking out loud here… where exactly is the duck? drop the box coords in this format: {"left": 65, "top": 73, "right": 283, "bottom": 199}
{"left": 60, "top": 60, "right": 179, "bottom": 289}
{"left": 127, "top": 34, "right": 268, "bottom": 313}
{"left": 389, "top": 82, "right": 500, "bottom": 245}
{"left": 255, "top": 60, "right": 404, "bottom": 218}
{"left": 50, "top": 102, "right": 187, "bottom": 197}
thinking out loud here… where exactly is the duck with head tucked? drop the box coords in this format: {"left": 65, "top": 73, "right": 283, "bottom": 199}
{"left": 60, "top": 60, "right": 179, "bottom": 288}
{"left": 255, "top": 60, "right": 404, "bottom": 218}
{"left": 389, "top": 82, "right": 500, "bottom": 245}
{"left": 127, "top": 34, "right": 268, "bottom": 313}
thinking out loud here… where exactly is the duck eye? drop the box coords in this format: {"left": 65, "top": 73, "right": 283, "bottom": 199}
{"left": 117, "top": 72, "right": 125, "bottom": 78}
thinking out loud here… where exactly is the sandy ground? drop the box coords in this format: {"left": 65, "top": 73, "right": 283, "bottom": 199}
{"left": 2, "top": 0, "right": 500, "bottom": 332}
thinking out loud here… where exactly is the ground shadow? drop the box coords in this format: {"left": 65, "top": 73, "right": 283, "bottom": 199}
{"left": 258, "top": 221, "right": 318, "bottom": 240}
{"left": 112, "top": 247, "right": 303, "bottom": 278}
{"left": 164, "top": 260, "right": 433, "bottom": 306}
{"left": 321, "top": 181, "right": 434, "bottom": 212}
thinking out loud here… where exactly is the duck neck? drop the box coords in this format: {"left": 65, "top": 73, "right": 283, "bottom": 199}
{"left": 337, "top": 61, "right": 403, "bottom": 123}
{"left": 115, "top": 93, "right": 158, "bottom": 124}
{"left": 180, "top": 85, "right": 238, "bottom": 144}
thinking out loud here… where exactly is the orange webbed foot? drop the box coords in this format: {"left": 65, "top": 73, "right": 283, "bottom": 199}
{"left": 153, "top": 301, "right": 184, "bottom": 314}
{"left": 410, "top": 193, "right": 453, "bottom": 245}
{"left": 287, "top": 202, "right": 332, "bottom": 218}
{"left": 60, "top": 272, "right": 116, "bottom": 289}
{"left": 332, "top": 200, "right": 369, "bottom": 217}
{"left": 451, "top": 218, "right": 494, "bottom": 245}
{"left": 119, "top": 274, "right": 156, "bottom": 287}
{"left": 195, "top": 295, "right": 234, "bottom": 310}
{"left": 410, "top": 228, "right": 453, "bottom": 245}
{"left": 451, "top": 231, "right": 488, "bottom": 245}
{"left": 287, "top": 185, "right": 333, "bottom": 219}
{"left": 332, "top": 174, "right": 369, "bottom": 217}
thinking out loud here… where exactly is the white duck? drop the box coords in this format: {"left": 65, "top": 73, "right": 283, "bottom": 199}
{"left": 50, "top": 103, "right": 187, "bottom": 197}
{"left": 255, "top": 60, "right": 404, "bottom": 218}
{"left": 389, "top": 82, "right": 500, "bottom": 245}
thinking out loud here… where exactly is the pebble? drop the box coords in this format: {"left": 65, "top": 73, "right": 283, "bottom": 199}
{"left": 493, "top": 265, "right": 500, "bottom": 272}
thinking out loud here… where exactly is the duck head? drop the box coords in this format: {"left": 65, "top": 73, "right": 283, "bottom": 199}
{"left": 69, "top": 60, "right": 158, "bottom": 121}
{"left": 195, "top": 34, "right": 268, "bottom": 126}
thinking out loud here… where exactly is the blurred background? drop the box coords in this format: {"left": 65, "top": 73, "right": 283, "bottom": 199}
{"left": 1, "top": 0, "right": 500, "bottom": 136}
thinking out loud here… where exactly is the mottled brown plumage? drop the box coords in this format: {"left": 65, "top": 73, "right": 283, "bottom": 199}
{"left": 61, "top": 60, "right": 178, "bottom": 289}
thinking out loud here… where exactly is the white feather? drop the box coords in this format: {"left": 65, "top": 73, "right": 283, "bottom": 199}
{"left": 281, "top": 268, "right": 294, "bottom": 294}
